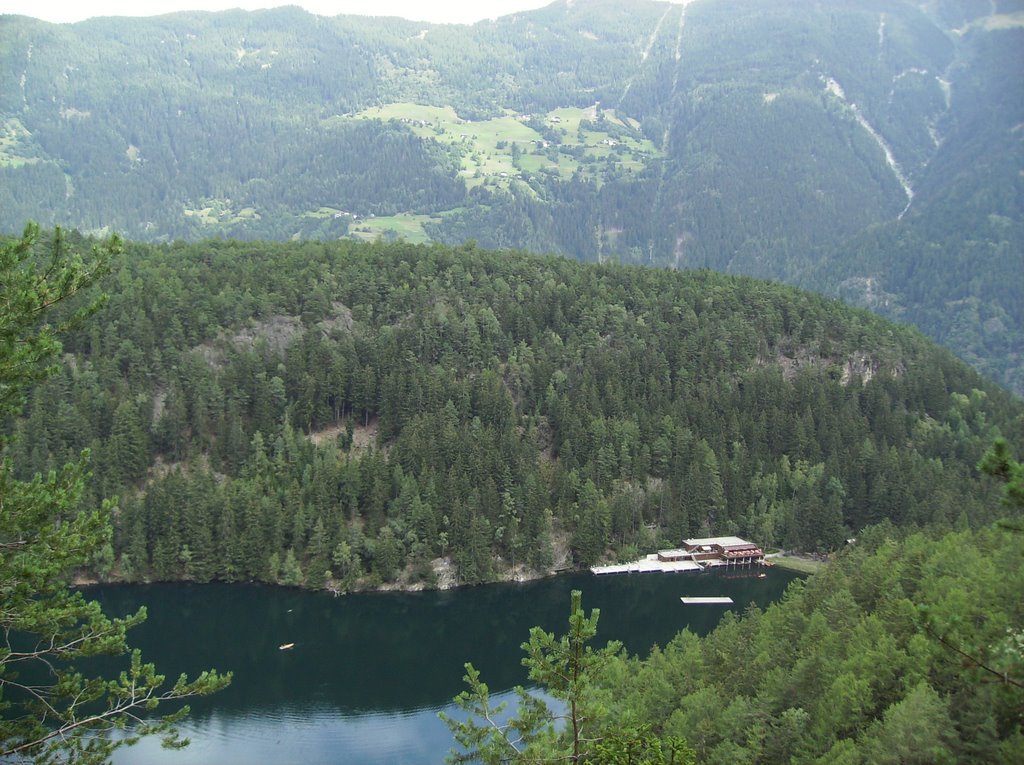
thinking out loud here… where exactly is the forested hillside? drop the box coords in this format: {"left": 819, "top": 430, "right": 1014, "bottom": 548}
{"left": 450, "top": 520, "right": 1024, "bottom": 764}
{"left": 1, "top": 0, "right": 1021, "bottom": 392}
{"left": 7, "top": 231, "right": 1021, "bottom": 590}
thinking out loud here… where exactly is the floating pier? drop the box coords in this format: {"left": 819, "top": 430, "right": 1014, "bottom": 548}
{"left": 591, "top": 556, "right": 703, "bottom": 575}
{"left": 680, "top": 596, "right": 734, "bottom": 605}
{"left": 591, "top": 537, "right": 765, "bottom": 577}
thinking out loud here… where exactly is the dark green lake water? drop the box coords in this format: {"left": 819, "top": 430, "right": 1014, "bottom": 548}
{"left": 94, "top": 569, "right": 800, "bottom": 764}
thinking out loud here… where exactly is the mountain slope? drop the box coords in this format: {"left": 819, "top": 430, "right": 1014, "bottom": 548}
{"left": 0, "top": 0, "right": 1021, "bottom": 390}
{"left": 9, "top": 234, "right": 1022, "bottom": 587}
{"left": 823, "top": 23, "right": 1024, "bottom": 392}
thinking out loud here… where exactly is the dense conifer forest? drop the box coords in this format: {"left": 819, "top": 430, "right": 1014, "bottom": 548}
{"left": 7, "top": 232, "right": 1020, "bottom": 592}
{"left": 2, "top": 0, "right": 1021, "bottom": 391}
{"left": 450, "top": 520, "right": 1023, "bottom": 764}
{"left": 1, "top": 1, "right": 1021, "bottom": 760}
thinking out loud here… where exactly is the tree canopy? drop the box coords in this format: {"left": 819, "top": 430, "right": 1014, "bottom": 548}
{"left": 2, "top": 0, "right": 1020, "bottom": 392}
{"left": 6, "top": 233, "right": 1020, "bottom": 592}
{"left": 445, "top": 519, "right": 1023, "bottom": 764}
{"left": 0, "top": 224, "right": 229, "bottom": 763}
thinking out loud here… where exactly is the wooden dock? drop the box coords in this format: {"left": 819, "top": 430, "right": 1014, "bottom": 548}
{"left": 591, "top": 554, "right": 703, "bottom": 575}
{"left": 591, "top": 539, "right": 765, "bottom": 577}
{"left": 680, "top": 596, "right": 734, "bottom": 604}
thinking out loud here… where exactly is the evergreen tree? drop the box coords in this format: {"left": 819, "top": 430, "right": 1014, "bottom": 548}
{"left": 6, "top": 233, "right": 1020, "bottom": 588}
{"left": 443, "top": 590, "right": 688, "bottom": 763}
{"left": 373, "top": 525, "right": 404, "bottom": 583}
{"left": 0, "top": 225, "right": 229, "bottom": 762}
{"left": 281, "top": 548, "right": 304, "bottom": 587}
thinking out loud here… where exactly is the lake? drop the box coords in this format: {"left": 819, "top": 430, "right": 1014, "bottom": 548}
{"left": 93, "top": 569, "right": 801, "bottom": 764}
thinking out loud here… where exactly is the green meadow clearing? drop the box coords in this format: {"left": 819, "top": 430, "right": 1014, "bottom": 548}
{"left": 349, "top": 102, "right": 661, "bottom": 189}
{"left": 183, "top": 199, "right": 261, "bottom": 226}
{"left": 0, "top": 118, "right": 43, "bottom": 167}
{"left": 346, "top": 213, "right": 441, "bottom": 244}
{"left": 320, "top": 102, "right": 664, "bottom": 244}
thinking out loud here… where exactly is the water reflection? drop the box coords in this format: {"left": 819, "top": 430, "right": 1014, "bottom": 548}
{"left": 97, "top": 570, "right": 799, "bottom": 764}
{"left": 115, "top": 702, "right": 469, "bottom": 764}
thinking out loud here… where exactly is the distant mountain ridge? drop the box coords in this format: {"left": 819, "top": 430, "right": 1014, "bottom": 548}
{"left": 0, "top": 0, "right": 1021, "bottom": 390}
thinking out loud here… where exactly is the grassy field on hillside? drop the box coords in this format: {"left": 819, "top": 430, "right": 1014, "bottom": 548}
{"left": 350, "top": 102, "right": 661, "bottom": 189}
{"left": 0, "top": 118, "right": 43, "bottom": 167}
{"left": 183, "top": 199, "right": 261, "bottom": 226}
{"left": 770, "top": 555, "right": 826, "bottom": 574}
{"left": 346, "top": 213, "right": 440, "bottom": 244}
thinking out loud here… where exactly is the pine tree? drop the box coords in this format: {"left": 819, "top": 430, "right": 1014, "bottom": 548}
{"left": 441, "top": 590, "right": 675, "bottom": 763}
{"left": 373, "top": 525, "right": 404, "bottom": 582}
{"left": 106, "top": 399, "right": 149, "bottom": 486}
{"left": 281, "top": 547, "right": 304, "bottom": 587}
{"left": 0, "top": 225, "right": 229, "bottom": 762}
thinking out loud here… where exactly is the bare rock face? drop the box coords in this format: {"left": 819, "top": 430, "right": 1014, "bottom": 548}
{"left": 317, "top": 302, "right": 355, "bottom": 336}
{"left": 837, "top": 276, "right": 902, "bottom": 314}
{"left": 193, "top": 303, "right": 355, "bottom": 367}
{"left": 767, "top": 347, "right": 904, "bottom": 385}
{"left": 194, "top": 315, "right": 302, "bottom": 368}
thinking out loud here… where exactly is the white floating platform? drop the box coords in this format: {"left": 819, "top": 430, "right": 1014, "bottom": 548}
{"left": 591, "top": 559, "right": 703, "bottom": 575}
{"left": 680, "top": 596, "right": 734, "bottom": 604}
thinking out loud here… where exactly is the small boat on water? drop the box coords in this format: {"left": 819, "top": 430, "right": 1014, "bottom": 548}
{"left": 758, "top": 572, "right": 767, "bottom": 578}
{"left": 279, "top": 643, "right": 295, "bottom": 651}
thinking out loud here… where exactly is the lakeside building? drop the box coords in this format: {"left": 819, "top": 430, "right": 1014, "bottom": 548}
{"left": 682, "top": 536, "right": 765, "bottom": 564}
{"left": 592, "top": 536, "right": 765, "bottom": 576}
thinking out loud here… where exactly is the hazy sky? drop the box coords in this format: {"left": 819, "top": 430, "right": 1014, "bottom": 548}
{"left": 2, "top": 1, "right": 556, "bottom": 26}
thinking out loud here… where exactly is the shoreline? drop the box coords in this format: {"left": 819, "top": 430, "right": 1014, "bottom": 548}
{"left": 71, "top": 558, "right": 564, "bottom": 596}
{"left": 72, "top": 548, "right": 819, "bottom": 596}
{"left": 73, "top": 558, "right": 809, "bottom": 597}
